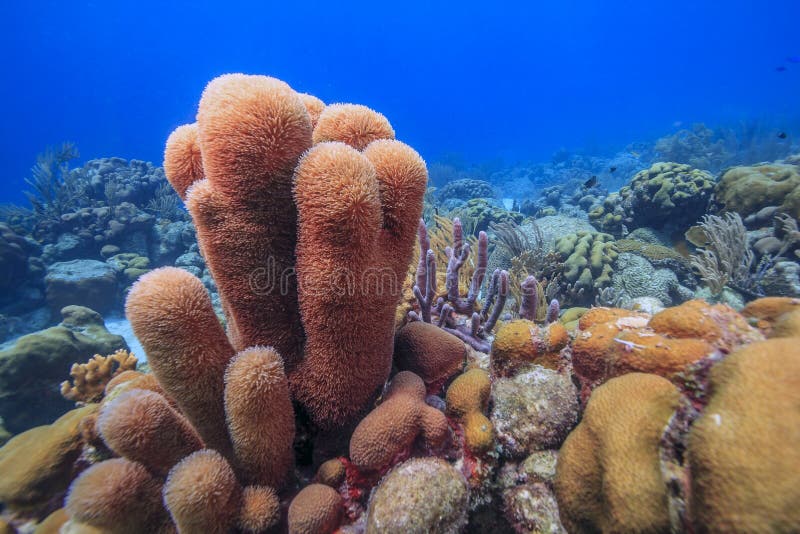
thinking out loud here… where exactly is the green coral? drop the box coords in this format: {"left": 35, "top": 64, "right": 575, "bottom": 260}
{"left": 555, "top": 231, "right": 618, "bottom": 292}
{"left": 714, "top": 163, "right": 800, "bottom": 219}
{"left": 449, "top": 198, "right": 523, "bottom": 233}
{"left": 106, "top": 252, "right": 151, "bottom": 284}
{"left": 595, "top": 162, "right": 715, "bottom": 236}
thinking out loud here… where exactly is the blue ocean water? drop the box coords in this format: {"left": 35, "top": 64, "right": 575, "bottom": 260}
{"left": 2, "top": 0, "right": 798, "bottom": 203}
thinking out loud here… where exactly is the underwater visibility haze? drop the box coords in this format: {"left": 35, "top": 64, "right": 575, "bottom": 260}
{"left": 0, "top": 1, "right": 799, "bottom": 532}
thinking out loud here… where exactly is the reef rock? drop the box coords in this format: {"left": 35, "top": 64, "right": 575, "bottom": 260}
{"left": 45, "top": 260, "right": 118, "bottom": 314}
{"left": 0, "top": 306, "right": 127, "bottom": 433}
{"left": 366, "top": 457, "right": 469, "bottom": 534}
{"left": 491, "top": 367, "right": 579, "bottom": 457}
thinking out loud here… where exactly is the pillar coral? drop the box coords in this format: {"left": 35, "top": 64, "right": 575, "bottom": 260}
{"left": 163, "top": 73, "right": 427, "bottom": 429}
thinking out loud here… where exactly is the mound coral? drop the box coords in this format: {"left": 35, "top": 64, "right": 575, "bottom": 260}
{"left": 60, "top": 349, "right": 138, "bottom": 403}
{"left": 445, "top": 368, "right": 494, "bottom": 454}
{"left": 349, "top": 371, "right": 448, "bottom": 472}
{"left": 555, "top": 373, "right": 681, "bottom": 533}
{"left": 715, "top": 162, "right": 800, "bottom": 218}
{"left": 687, "top": 338, "right": 800, "bottom": 532}
{"left": 0, "top": 405, "right": 98, "bottom": 512}
{"left": 622, "top": 162, "right": 715, "bottom": 230}
{"left": 394, "top": 321, "right": 466, "bottom": 390}
{"left": 287, "top": 483, "right": 343, "bottom": 534}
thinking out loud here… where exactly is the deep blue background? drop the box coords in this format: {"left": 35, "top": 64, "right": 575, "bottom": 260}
{"left": 1, "top": 0, "right": 798, "bottom": 203}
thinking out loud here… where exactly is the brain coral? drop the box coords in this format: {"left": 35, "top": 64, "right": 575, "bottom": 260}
{"left": 715, "top": 163, "right": 800, "bottom": 218}
{"left": 554, "top": 373, "right": 681, "bottom": 533}
{"left": 349, "top": 371, "right": 448, "bottom": 472}
{"left": 366, "top": 457, "right": 468, "bottom": 534}
{"left": 687, "top": 338, "right": 800, "bottom": 532}
{"left": 287, "top": 483, "right": 343, "bottom": 534}
{"left": 394, "top": 321, "right": 466, "bottom": 390}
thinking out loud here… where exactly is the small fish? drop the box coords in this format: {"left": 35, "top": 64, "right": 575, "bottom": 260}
{"left": 582, "top": 176, "right": 598, "bottom": 189}
{"left": 609, "top": 166, "right": 617, "bottom": 173}
{"left": 778, "top": 132, "right": 787, "bottom": 139}
{"left": 776, "top": 66, "right": 788, "bottom": 72}
{"left": 787, "top": 56, "right": 800, "bottom": 63}
{"left": 630, "top": 150, "right": 640, "bottom": 158}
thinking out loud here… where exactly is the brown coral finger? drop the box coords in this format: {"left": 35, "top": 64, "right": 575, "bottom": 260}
{"left": 126, "top": 267, "right": 234, "bottom": 456}
{"left": 164, "top": 123, "right": 204, "bottom": 199}
{"left": 312, "top": 103, "right": 394, "bottom": 150}
{"left": 224, "top": 347, "right": 295, "bottom": 489}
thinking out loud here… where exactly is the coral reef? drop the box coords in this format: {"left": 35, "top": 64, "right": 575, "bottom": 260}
{"left": 436, "top": 178, "right": 496, "bottom": 202}
{"left": 449, "top": 198, "right": 523, "bottom": 233}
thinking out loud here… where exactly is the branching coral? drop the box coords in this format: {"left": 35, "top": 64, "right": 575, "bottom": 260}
{"left": 60, "top": 349, "right": 138, "bottom": 403}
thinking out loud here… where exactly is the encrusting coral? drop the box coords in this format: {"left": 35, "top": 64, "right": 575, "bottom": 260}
{"left": 349, "top": 371, "right": 448, "bottom": 472}
{"left": 60, "top": 349, "right": 138, "bottom": 403}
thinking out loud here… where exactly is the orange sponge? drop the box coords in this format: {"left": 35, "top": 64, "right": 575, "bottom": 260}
{"left": 491, "top": 319, "right": 568, "bottom": 376}
{"left": 224, "top": 347, "right": 295, "bottom": 489}
{"left": 287, "top": 483, "right": 343, "bottom": 534}
{"left": 349, "top": 371, "right": 448, "bottom": 471}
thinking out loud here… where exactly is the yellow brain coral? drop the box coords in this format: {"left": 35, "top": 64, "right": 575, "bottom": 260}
{"left": 554, "top": 373, "right": 681, "bottom": 533}
{"left": 687, "top": 338, "right": 800, "bottom": 532}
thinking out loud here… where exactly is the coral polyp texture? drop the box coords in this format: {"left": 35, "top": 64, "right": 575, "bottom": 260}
{"left": 349, "top": 371, "right": 448, "bottom": 472}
